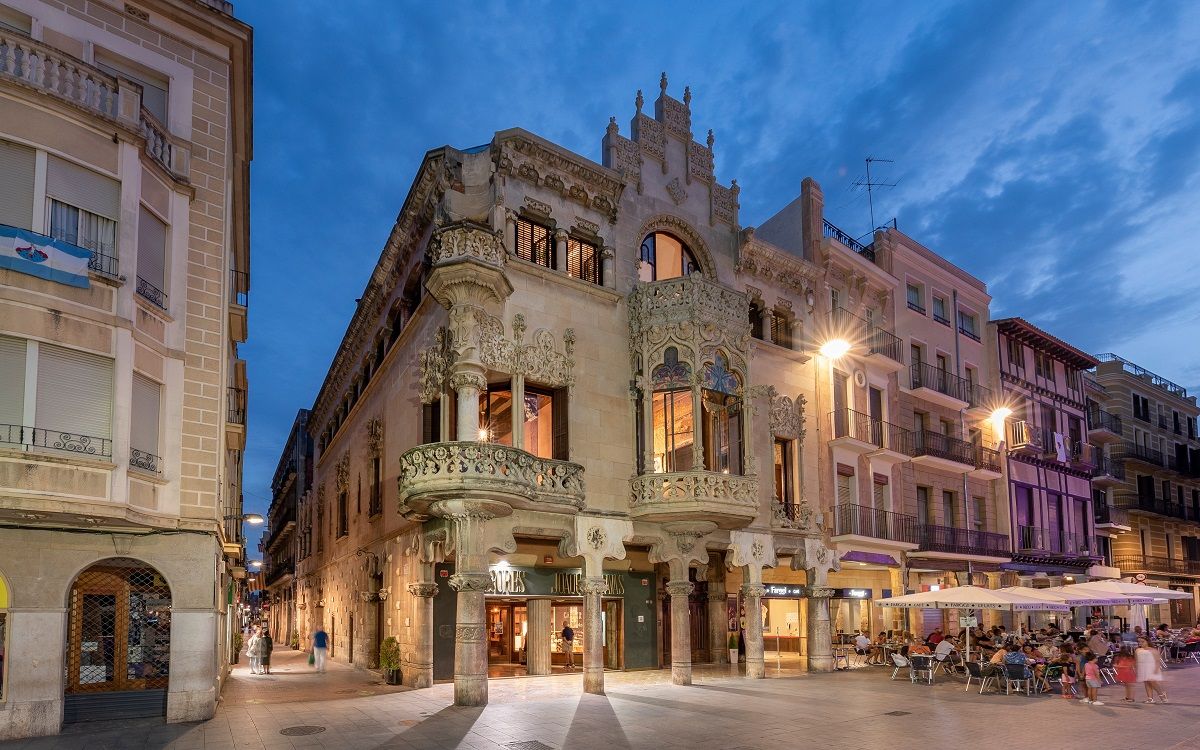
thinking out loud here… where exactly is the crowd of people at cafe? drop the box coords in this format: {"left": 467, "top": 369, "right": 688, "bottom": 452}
{"left": 853, "top": 619, "right": 1200, "bottom": 706}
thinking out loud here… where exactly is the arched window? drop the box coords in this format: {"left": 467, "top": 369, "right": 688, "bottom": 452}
{"left": 701, "top": 353, "right": 743, "bottom": 474}
{"left": 639, "top": 232, "right": 699, "bottom": 282}
{"left": 650, "top": 347, "right": 694, "bottom": 473}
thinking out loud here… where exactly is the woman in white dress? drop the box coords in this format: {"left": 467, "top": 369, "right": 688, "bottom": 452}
{"left": 1135, "top": 636, "right": 1167, "bottom": 703}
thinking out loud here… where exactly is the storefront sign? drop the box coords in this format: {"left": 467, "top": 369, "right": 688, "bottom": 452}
{"left": 490, "top": 568, "right": 527, "bottom": 595}
{"left": 552, "top": 571, "right": 625, "bottom": 595}
{"left": 761, "top": 586, "right": 877, "bottom": 599}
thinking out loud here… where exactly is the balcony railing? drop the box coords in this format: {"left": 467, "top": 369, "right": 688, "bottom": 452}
{"left": 0, "top": 28, "right": 123, "bottom": 118}
{"left": 958, "top": 323, "right": 982, "bottom": 343}
{"left": 822, "top": 218, "right": 876, "bottom": 262}
{"left": 129, "top": 448, "right": 161, "bottom": 474}
{"left": 828, "top": 307, "right": 903, "bottom": 364}
{"left": 1096, "top": 353, "right": 1189, "bottom": 399}
{"left": 1094, "top": 504, "right": 1129, "bottom": 527}
{"left": 1017, "top": 525, "right": 1095, "bottom": 556}
{"left": 1071, "top": 441, "right": 1098, "bottom": 469}
{"left": 136, "top": 276, "right": 168, "bottom": 310}
{"left": 826, "top": 408, "right": 914, "bottom": 455}
{"left": 227, "top": 387, "right": 246, "bottom": 425}
{"left": 833, "top": 502, "right": 919, "bottom": 544}
{"left": 1092, "top": 454, "right": 1126, "bottom": 480}
{"left": 1159, "top": 414, "right": 1170, "bottom": 430}
{"left": 0, "top": 423, "right": 112, "bottom": 458}
{"left": 399, "top": 441, "right": 586, "bottom": 510}
{"left": 1122, "top": 440, "right": 1163, "bottom": 467}
{"left": 967, "top": 381, "right": 994, "bottom": 410}
{"left": 918, "top": 524, "right": 1010, "bottom": 556}
{"left": 910, "top": 362, "right": 971, "bottom": 403}
{"left": 1086, "top": 407, "right": 1122, "bottom": 435}
{"left": 1113, "top": 554, "right": 1200, "bottom": 577}
{"left": 974, "top": 444, "right": 1002, "bottom": 473}
{"left": 230, "top": 268, "right": 249, "bottom": 307}
{"left": 1112, "top": 492, "right": 1190, "bottom": 520}
{"left": 912, "top": 430, "right": 975, "bottom": 466}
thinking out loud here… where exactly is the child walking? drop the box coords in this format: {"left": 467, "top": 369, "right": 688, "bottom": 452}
{"left": 1114, "top": 645, "right": 1137, "bottom": 703}
{"left": 1082, "top": 652, "right": 1104, "bottom": 706}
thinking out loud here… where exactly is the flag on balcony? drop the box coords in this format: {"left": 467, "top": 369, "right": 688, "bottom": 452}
{"left": 1053, "top": 431, "right": 1069, "bottom": 462}
{"left": 0, "top": 225, "right": 91, "bottom": 288}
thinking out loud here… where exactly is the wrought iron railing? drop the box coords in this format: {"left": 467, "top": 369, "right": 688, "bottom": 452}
{"left": 833, "top": 502, "right": 919, "bottom": 544}
{"left": 828, "top": 307, "right": 903, "bottom": 363}
{"left": 912, "top": 430, "right": 975, "bottom": 466}
{"left": 129, "top": 448, "right": 161, "bottom": 474}
{"left": 0, "top": 423, "right": 112, "bottom": 458}
{"left": 826, "top": 408, "right": 914, "bottom": 455}
{"left": 910, "top": 361, "right": 971, "bottom": 402}
{"left": 1094, "top": 504, "right": 1129, "bottom": 527}
{"left": 230, "top": 268, "right": 249, "bottom": 307}
{"left": 1095, "top": 353, "right": 1189, "bottom": 398}
{"left": 967, "top": 381, "right": 994, "bottom": 410}
{"left": 974, "top": 444, "right": 1002, "bottom": 473}
{"left": 918, "top": 524, "right": 1010, "bottom": 556}
{"left": 1112, "top": 492, "right": 1187, "bottom": 520}
{"left": 1113, "top": 554, "right": 1200, "bottom": 577}
{"left": 1086, "top": 407, "right": 1122, "bottom": 435}
{"left": 227, "top": 386, "right": 246, "bottom": 425}
{"left": 822, "top": 218, "right": 875, "bottom": 262}
{"left": 136, "top": 276, "right": 168, "bottom": 309}
{"left": 958, "top": 323, "right": 982, "bottom": 342}
{"left": 1122, "top": 440, "right": 1163, "bottom": 466}
{"left": 1092, "top": 454, "right": 1125, "bottom": 480}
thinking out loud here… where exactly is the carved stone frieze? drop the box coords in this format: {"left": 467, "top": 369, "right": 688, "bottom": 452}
{"left": 687, "top": 139, "right": 714, "bottom": 184}
{"left": 407, "top": 582, "right": 439, "bottom": 598}
{"left": 335, "top": 452, "right": 350, "bottom": 492}
{"left": 735, "top": 234, "right": 821, "bottom": 294}
{"left": 631, "top": 112, "right": 666, "bottom": 165}
{"left": 523, "top": 196, "right": 552, "bottom": 216}
{"left": 768, "top": 388, "right": 801, "bottom": 440}
{"left": 429, "top": 223, "right": 506, "bottom": 267}
{"left": 366, "top": 417, "right": 383, "bottom": 458}
{"left": 448, "top": 573, "right": 493, "bottom": 593}
{"left": 711, "top": 182, "right": 738, "bottom": 227}
{"left": 580, "top": 576, "right": 609, "bottom": 596}
{"left": 666, "top": 177, "right": 687, "bottom": 205}
{"left": 418, "top": 328, "right": 456, "bottom": 404}
{"left": 573, "top": 215, "right": 600, "bottom": 235}
{"left": 665, "top": 580, "right": 694, "bottom": 598}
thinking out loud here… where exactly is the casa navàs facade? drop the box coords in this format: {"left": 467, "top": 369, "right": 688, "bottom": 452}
{"left": 294, "top": 75, "right": 844, "bottom": 707}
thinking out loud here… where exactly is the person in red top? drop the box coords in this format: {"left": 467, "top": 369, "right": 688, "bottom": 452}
{"left": 927, "top": 627, "right": 944, "bottom": 645}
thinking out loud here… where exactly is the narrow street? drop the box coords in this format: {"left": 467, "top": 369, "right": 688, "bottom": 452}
{"left": 219, "top": 647, "right": 411, "bottom": 707}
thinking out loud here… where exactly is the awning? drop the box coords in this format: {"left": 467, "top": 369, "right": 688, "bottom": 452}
{"left": 839, "top": 551, "right": 898, "bottom": 567}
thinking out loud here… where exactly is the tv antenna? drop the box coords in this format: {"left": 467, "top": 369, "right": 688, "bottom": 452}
{"left": 851, "top": 157, "right": 897, "bottom": 233}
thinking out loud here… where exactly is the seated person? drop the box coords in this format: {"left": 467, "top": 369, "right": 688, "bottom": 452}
{"left": 926, "top": 627, "right": 944, "bottom": 646}
{"left": 1003, "top": 644, "right": 1033, "bottom": 680}
{"left": 870, "top": 632, "right": 888, "bottom": 665}
{"left": 1184, "top": 629, "right": 1200, "bottom": 645}
{"left": 908, "top": 638, "right": 932, "bottom": 656}
{"left": 934, "top": 635, "right": 958, "bottom": 660}
{"left": 1087, "top": 629, "right": 1111, "bottom": 657}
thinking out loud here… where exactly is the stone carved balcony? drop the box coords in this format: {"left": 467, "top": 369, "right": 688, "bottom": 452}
{"left": 629, "top": 471, "right": 759, "bottom": 529}
{"left": 398, "top": 441, "right": 585, "bottom": 514}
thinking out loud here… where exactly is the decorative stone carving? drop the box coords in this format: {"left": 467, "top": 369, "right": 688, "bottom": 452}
{"left": 711, "top": 182, "right": 739, "bottom": 227}
{"left": 544, "top": 172, "right": 566, "bottom": 194}
{"left": 448, "top": 370, "right": 487, "bottom": 393}
{"left": 573, "top": 215, "right": 600, "bottom": 235}
{"left": 499, "top": 133, "right": 624, "bottom": 220}
{"left": 398, "top": 442, "right": 585, "bottom": 510}
{"left": 429, "top": 224, "right": 506, "bottom": 267}
{"left": 335, "top": 453, "right": 350, "bottom": 492}
{"left": 419, "top": 328, "right": 455, "bottom": 404}
{"left": 408, "top": 582, "right": 439, "bottom": 598}
{"left": 768, "top": 388, "right": 801, "bottom": 439}
{"left": 522, "top": 196, "right": 552, "bottom": 216}
{"left": 728, "top": 529, "right": 778, "bottom": 570}
{"left": 794, "top": 537, "right": 841, "bottom": 587}
{"left": 455, "top": 625, "right": 487, "bottom": 642}
{"left": 741, "top": 583, "right": 767, "bottom": 599}
{"left": 735, "top": 233, "right": 821, "bottom": 293}
{"left": 687, "top": 139, "right": 714, "bottom": 184}
{"left": 580, "top": 577, "right": 609, "bottom": 596}
{"left": 586, "top": 526, "right": 607, "bottom": 550}
{"left": 630, "top": 472, "right": 758, "bottom": 508}
{"left": 366, "top": 417, "right": 383, "bottom": 458}
{"left": 632, "top": 113, "right": 666, "bottom": 165}
{"left": 448, "top": 573, "right": 493, "bottom": 593}
{"left": 665, "top": 580, "right": 694, "bottom": 598}
{"left": 666, "top": 177, "right": 687, "bottom": 205}
{"left": 461, "top": 312, "right": 577, "bottom": 388}
{"left": 377, "top": 587, "right": 391, "bottom": 601}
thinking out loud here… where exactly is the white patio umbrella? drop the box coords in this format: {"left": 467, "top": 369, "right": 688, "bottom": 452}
{"left": 999, "top": 586, "right": 1145, "bottom": 633}
{"left": 877, "top": 585, "right": 1069, "bottom": 659}
{"left": 1053, "top": 580, "right": 1190, "bottom": 633}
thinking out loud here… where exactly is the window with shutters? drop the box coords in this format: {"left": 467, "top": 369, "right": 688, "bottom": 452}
{"left": 0, "top": 139, "right": 35, "bottom": 230}
{"left": 0, "top": 5, "right": 32, "bottom": 33}
{"left": 514, "top": 217, "right": 554, "bottom": 268}
{"left": 836, "top": 467, "right": 855, "bottom": 506}
{"left": 917, "top": 486, "right": 931, "bottom": 525}
{"left": 44, "top": 155, "right": 121, "bottom": 278}
{"left": 566, "top": 236, "right": 601, "bottom": 285}
{"left": 770, "top": 307, "right": 793, "bottom": 349}
{"left": 130, "top": 373, "right": 161, "bottom": 473}
{"left": 872, "top": 478, "right": 888, "bottom": 511}
{"left": 36, "top": 342, "right": 114, "bottom": 457}
{"left": 421, "top": 401, "right": 442, "bottom": 443}
{"left": 137, "top": 206, "right": 168, "bottom": 309}
{"left": 368, "top": 455, "right": 382, "bottom": 517}
{"left": 0, "top": 336, "right": 26, "bottom": 444}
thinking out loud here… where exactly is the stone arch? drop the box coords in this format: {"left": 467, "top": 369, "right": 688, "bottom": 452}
{"left": 635, "top": 214, "right": 716, "bottom": 278}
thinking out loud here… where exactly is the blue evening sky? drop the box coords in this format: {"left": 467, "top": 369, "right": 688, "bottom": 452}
{"left": 235, "top": 1, "right": 1200, "bottom": 549}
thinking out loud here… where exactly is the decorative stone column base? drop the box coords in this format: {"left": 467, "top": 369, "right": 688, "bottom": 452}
{"left": 667, "top": 580, "right": 694, "bottom": 686}
{"left": 582, "top": 576, "right": 608, "bottom": 694}
{"left": 449, "top": 572, "right": 491, "bottom": 706}
{"left": 405, "top": 582, "right": 437, "bottom": 688}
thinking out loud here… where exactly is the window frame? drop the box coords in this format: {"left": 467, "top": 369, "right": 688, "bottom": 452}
{"left": 514, "top": 216, "right": 555, "bottom": 269}
{"left": 565, "top": 235, "right": 602, "bottom": 285}
{"left": 906, "top": 282, "right": 925, "bottom": 314}
{"left": 639, "top": 231, "right": 699, "bottom": 282}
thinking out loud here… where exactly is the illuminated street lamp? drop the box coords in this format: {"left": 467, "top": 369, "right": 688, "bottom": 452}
{"left": 223, "top": 512, "right": 264, "bottom": 525}
{"left": 248, "top": 560, "right": 264, "bottom": 569}
{"left": 818, "top": 338, "right": 851, "bottom": 359}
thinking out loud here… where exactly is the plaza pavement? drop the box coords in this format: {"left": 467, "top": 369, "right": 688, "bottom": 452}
{"left": 4, "top": 647, "right": 1200, "bottom": 750}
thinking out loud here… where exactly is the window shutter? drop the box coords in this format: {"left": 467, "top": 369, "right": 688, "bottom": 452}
{"left": 36, "top": 343, "right": 113, "bottom": 441}
{"left": 552, "top": 388, "right": 569, "bottom": 460}
{"left": 0, "top": 139, "right": 35, "bottom": 229}
{"left": 0, "top": 335, "right": 26, "bottom": 427}
{"left": 137, "top": 206, "right": 167, "bottom": 289}
{"left": 46, "top": 156, "right": 120, "bottom": 220}
{"left": 422, "top": 402, "right": 440, "bottom": 444}
{"left": 131, "top": 373, "right": 161, "bottom": 454}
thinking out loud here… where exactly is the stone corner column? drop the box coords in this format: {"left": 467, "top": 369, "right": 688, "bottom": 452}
{"left": 707, "top": 561, "right": 729, "bottom": 665}
{"left": 554, "top": 228, "right": 568, "bottom": 272}
{"left": 526, "top": 598, "right": 552, "bottom": 676}
{"left": 448, "top": 571, "right": 491, "bottom": 706}
{"left": 601, "top": 246, "right": 615, "bottom": 288}
{"left": 741, "top": 582, "right": 766, "bottom": 679}
{"left": 666, "top": 579, "right": 695, "bottom": 686}
{"left": 806, "top": 586, "right": 835, "bottom": 673}
{"left": 581, "top": 576, "right": 609, "bottom": 695}
{"left": 405, "top": 582, "right": 438, "bottom": 689}
{"left": 449, "top": 369, "right": 486, "bottom": 441}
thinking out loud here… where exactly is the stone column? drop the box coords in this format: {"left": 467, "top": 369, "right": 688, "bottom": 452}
{"left": 554, "top": 229, "right": 568, "bottom": 272}
{"left": 450, "top": 370, "right": 486, "bottom": 441}
{"left": 707, "top": 556, "right": 728, "bottom": 665}
{"left": 581, "top": 576, "right": 608, "bottom": 694}
{"left": 666, "top": 579, "right": 694, "bottom": 685}
{"left": 406, "top": 582, "right": 437, "bottom": 688}
{"left": 601, "top": 246, "right": 615, "bottom": 288}
{"left": 526, "top": 598, "right": 552, "bottom": 676}
{"left": 806, "top": 587, "right": 835, "bottom": 673}
{"left": 503, "top": 210, "right": 516, "bottom": 255}
{"left": 742, "top": 581, "right": 767, "bottom": 678}
{"left": 511, "top": 374, "right": 525, "bottom": 451}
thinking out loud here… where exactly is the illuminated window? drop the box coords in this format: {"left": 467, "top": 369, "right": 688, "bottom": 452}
{"left": 514, "top": 217, "right": 554, "bottom": 268}
{"left": 639, "top": 232, "right": 698, "bottom": 282}
{"left": 774, "top": 438, "right": 793, "bottom": 507}
{"left": 566, "top": 236, "right": 601, "bottom": 285}
{"left": 701, "top": 354, "right": 743, "bottom": 474}
{"left": 650, "top": 348, "right": 694, "bottom": 472}
{"left": 478, "top": 382, "right": 566, "bottom": 459}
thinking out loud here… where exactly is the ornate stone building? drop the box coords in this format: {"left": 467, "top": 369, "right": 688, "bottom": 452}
{"left": 263, "top": 409, "right": 312, "bottom": 646}
{"left": 0, "top": 0, "right": 251, "bottom": 739}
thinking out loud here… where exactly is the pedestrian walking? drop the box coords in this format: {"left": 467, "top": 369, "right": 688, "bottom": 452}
{"left": 1082, "top": 652, "right": 1104, "bottom": 705}
{"left": 313, "top": 625, "right": 328, "bottom": 673}
{"left": 246, "top": 626, "right": 261, "bottom": 675}
{"left": 561, "top": 620, "right": 575, "bottom": 670}
{"left": 259, "top": 628, "right": 274, "bottom": 675}
{"left": 1114, "top": 645, "right": 1137, "bottom": 703}
{"left": 1136, "top": 636, "right": 1167, "bottom": 703}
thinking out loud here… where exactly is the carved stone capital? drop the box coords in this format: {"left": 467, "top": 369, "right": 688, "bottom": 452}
{"left": 455, "top": 624, "right": 487, "bottom": 643}
{"left": 448, "top": 370, "right": 487, "bottom": 393}
{"left": 448, "top": 573, "right": 492, "bottom": 593}
{"left": 665, "top": 580, "right": 694, "bottom": 598}
{"left": 408, "top": 582, "right": 439, "bottom": 599}
{"left": 740, "top": 583, "right": 767, "bottom": 599}
{"left": 580, "top": 576, "right": 609, "bottom": 596}
{"left": 807, "top": 586, "right": 836, "bottom": 599}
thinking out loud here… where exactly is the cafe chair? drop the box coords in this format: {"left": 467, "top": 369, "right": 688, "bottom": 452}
{"left": 1097, "top": 654, "right": 1116, "bottom": 685}
{"left": 909, "top": 655, "right": 934, "bottom": 685}
{"left": 1004, "top": 663, "right": 1032, "bottom": 696}
{"left": 890, "top": 653, "right": 910, "bottom": 681}
{"left": 964, "top": 661, "right": 996, "bottom": 694}
{"left": 1185, "top": 642, "right": 1200, "bottom": 666}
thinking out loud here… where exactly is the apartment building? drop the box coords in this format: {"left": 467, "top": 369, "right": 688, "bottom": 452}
{"left": 262, "top": 409, "right": 312, "bottom": 647}
{"left": 1091, "top": 354, "right": 1200, "bottom": 626}
{"left": 0, "top": 0, "right": 250, "bottom": 739}
{"left": 989, "top": 318, "right": 1109, "bottom": 585}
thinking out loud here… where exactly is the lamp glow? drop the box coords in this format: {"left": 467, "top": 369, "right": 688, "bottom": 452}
{"left": 243, "top": 513, "right": 264, "bottom": 525}
{"left": 477, "top": 428, "right": 489, "bottom": 441}
{"left": 819, "top": 339, "right": 851, "bottom": 359}
{"left": 990, "top": 407, "right": 1013, "bottom": 422}
{"left": 249, "top": 560, "right": 263, "bottom": 569}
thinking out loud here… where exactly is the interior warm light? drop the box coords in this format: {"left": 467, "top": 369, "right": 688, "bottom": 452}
{"left": 477, "top": 427, "right": 489, "bottom": 441}
{"left": 819, "top": 339, "right": 851, "bottom": 359}
{"left": 495, "top": 560, "right": 510, "bottom": 569}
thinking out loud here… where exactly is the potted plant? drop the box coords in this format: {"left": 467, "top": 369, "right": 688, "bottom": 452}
{"left": 231, "top": 631, "right": 243, "bottom": 665}
{"left": 290, "top": 631, "right": 300, "bottom": 650}
{"left": 727, "top": 632, "right": 739, "bottom": 665}
{"left": 379, "top": 636, "right": 402, "bottom": 685}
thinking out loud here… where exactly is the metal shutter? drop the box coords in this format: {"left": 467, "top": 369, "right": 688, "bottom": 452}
{"left": 0, "top": 139, "right": 35, "bottom": 229}
{"left": 46, "top": 156, "right": 120, "bottom": 221}
{"left": 0, "top": 335, "right": 26, "bottom": 427}
{"left": 137, "top": 207, "right": 166, "bottom": 289}
{"left": 36, "top": 344, "right": 113, "bottom": 440}
{"left": 130, "top": 373, "right": 160, "bottom": 454}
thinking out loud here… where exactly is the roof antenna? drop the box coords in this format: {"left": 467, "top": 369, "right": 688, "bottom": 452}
{"left": 851, "top": 156, "right": 898, "bottom": 236}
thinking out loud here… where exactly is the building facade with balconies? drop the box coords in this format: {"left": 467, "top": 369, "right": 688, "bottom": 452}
{"left": 0, "top": 0, "right": 250, "bottom": 739}
{"left": 262, "top": 409, "right": 311, "bottom": 648}
{"left": 988, "top": 318, "right": 1109, "bottom": 583}
{"left": 752, "top": 179, "right": 1010, "bottom": 639}
{"left": 1090, "top": 354, "right": 1200, "bottom": 625}
{"left": 293, "top": 77, "right": 847, "bottom": 707}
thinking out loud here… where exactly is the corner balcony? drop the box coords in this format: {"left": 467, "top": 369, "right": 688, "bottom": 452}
{"left": 225, "top": 385, "right": 246, "bottom": 451}
{"left": 629, "top": 471, "right": 758, "bottom": 529}
{"left": 229, "top": 269, "right": 249, "bottom": 343}
{"left": 398, "top": 441, "right": 585, "bottom": 514}
{"left": 910, "top": 430, "right": 975, "bottom": 473}
{"left": 831, "top": 502, "right": 919, "bottom": 549}
{"left": 1086, "top": 407, "right": 1122, "bottom": 445}
{"left": 906, "top": 362, "right": 970, "bottom": 410}
{"left": 826, "top": 409, "right": 913, "bottom": 464}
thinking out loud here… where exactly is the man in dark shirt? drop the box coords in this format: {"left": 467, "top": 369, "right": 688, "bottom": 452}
{"left": 313, "top": 626, "right": 328, "bottom": 673}
{"left": 561, "top": 621, "right": 575, "bottom": 670}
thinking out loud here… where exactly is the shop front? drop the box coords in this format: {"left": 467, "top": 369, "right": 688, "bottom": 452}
{"left": 432, "top": 563, "right": 657, "bottom": 680}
